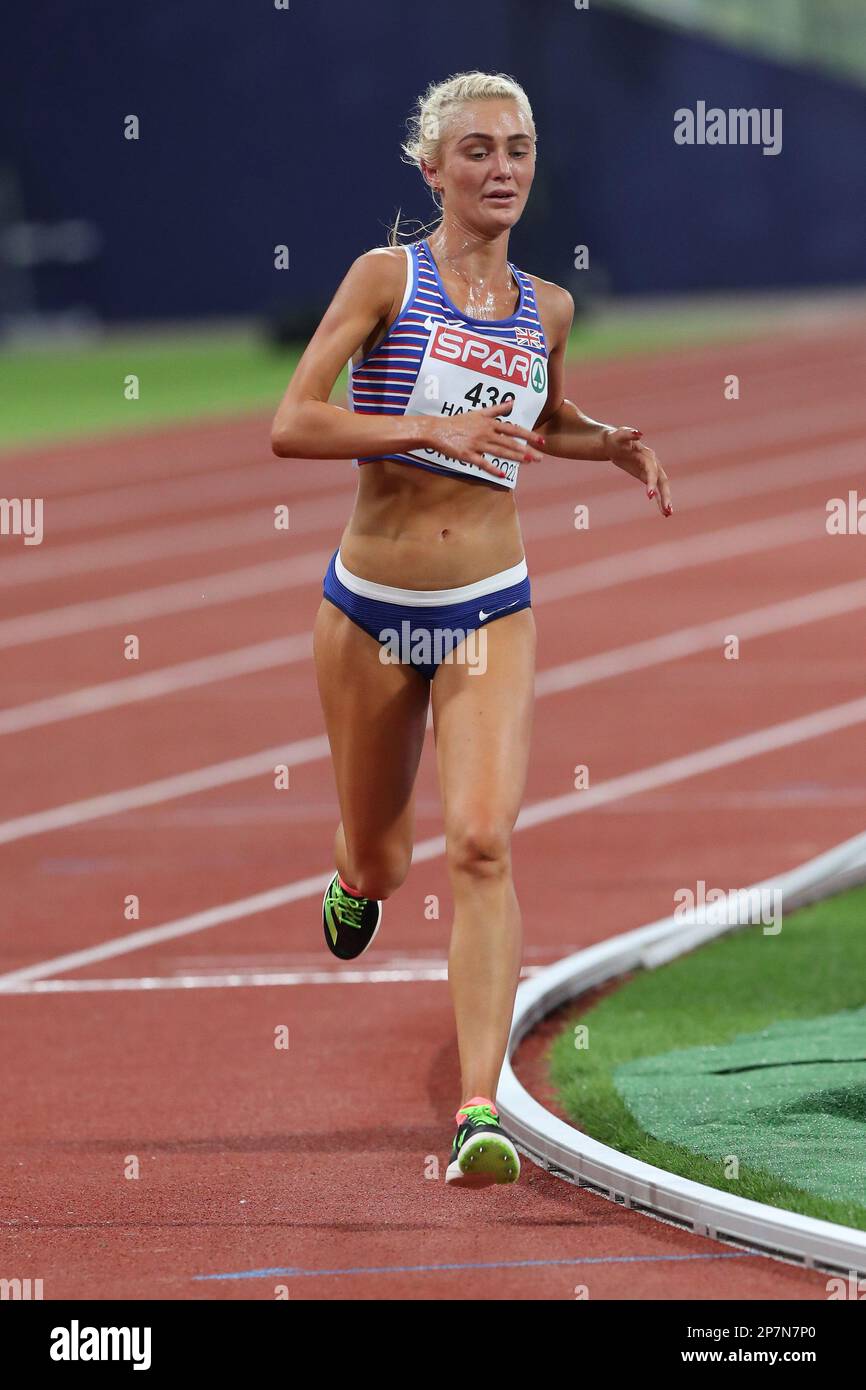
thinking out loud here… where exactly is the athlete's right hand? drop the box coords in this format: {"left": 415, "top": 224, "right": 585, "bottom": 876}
{"left": 424, "top": 400, "right": 545, "bottom": 479}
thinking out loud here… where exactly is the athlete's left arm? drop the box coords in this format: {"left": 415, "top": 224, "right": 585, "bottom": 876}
{"left": 533, "top": 282, "right": 672, "bottom": 517}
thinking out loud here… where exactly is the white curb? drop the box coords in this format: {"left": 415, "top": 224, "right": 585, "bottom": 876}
{"left": 499, "top": 829, "right": 866, "bottom": 1275}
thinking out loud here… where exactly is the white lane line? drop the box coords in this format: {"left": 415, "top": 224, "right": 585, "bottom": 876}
{"left": 2, "top": 424, "right": 858, "bottom": 647}
{"left": 0, "top": 553, "right": 330, "bottom": 651}
{"left": 43, "top": 463, "right": 345, "bottom": 536}
{"left": 0, "top": 635, "right": 311, "bottom": 735}
{"left": 0, "top": 493, "right": 829, "bottom": 654}
{"left": 534, "top": 576, "right": 866, "bottom": 695}
{"left": 0, "top": 737, "right": 329, "bottom": 846}
{"left": 3, "top": 573, "right": 866, "bottom": 837}
{"left": 5, "top": 334, "right": 861, "bottom": 511}
{"left": 514, "top": 694, "right": 866, "bottom": 834}
{"left": 0, "top": 963, "right": 547, "bottom": 993}
{"left": 532, "top": 507, "right": 821, "bottom": 603}
{"left": 1, "top": 435, "right": 858, "bottom": 589}
{"left": 3, "top": 691, "right": 866, "bottom": 987}
{"left": 0, "top": 417, "right": 294, "bottom": 495}
{"left": 0, "top": 968, "right": 452, "bottom": 992}
{"left": 29, "top": 399, "right": 866, "bottom": 538}
{"left": 0, "top": 869, "right": 334, "bottom": 984}
{"left": 3, "top": 546, "right": 866, "bottom": 744}
{"left": 521, "top": 439, "right": 863, "bottom": 540}
{"left": 0, "top": 510, "right": 290, "bottom": 586}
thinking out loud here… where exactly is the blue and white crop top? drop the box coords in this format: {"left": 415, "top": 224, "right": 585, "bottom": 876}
{"left": 348, "top": 238, "right": 549, "bottom": 491}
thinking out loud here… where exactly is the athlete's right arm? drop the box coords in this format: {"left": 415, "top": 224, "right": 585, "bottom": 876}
{"left": 271, "top": 250, "right": 424, "bottom": 459}
{"left": 270, "top": 250, "right": 544, "bottom": 475}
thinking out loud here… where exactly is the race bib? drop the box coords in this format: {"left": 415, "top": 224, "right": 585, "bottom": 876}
{"left": 402, "top": 323, "right": 548, "bottom": 488}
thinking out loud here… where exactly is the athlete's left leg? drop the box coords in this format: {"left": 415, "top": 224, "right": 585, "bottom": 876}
{"left": 430, "top": 607, "right": 536, "bottom": 1108}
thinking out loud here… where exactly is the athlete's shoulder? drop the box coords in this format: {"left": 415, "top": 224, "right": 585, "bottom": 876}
{"left": 353, "top": 244, "right": 411, "bottom": 268}
{"left": 348, "top": 245, "right": 411, "bottom": 288}
{"left": 525, "top": 273, "right": 575, "bottom": 342}
{"left": 340, "top": 245, "right": 411, "bottom": 315}
{"left": 331, "top": 245, "right": 411, "bottom": 324}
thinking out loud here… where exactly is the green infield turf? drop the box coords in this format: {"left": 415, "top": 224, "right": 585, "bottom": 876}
{"left": 0, "top": 303, "right": 774, "bottom": 449}
{"left": 549, "top": 884, "right": 866, "bottom": 1230}
{"left": 0, "top": 335, "right": 303, "bottom": 449}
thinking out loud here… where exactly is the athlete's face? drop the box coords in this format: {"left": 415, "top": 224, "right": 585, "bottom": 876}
{"left": 428, "top": 100, "right": 536, "bottom": 232}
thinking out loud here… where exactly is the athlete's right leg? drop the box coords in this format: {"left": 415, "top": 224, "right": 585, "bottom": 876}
{"left": 313, "top": 597, "right": 430, "bottom": 900}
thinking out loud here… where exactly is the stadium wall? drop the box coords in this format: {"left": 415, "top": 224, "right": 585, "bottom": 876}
{"left": 2, "top": 0, "right": 864, "bottom": 323}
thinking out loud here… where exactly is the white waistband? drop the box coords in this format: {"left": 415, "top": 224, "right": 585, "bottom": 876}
{"left": 335, "top": 551, "right": 528, "bottom": 606}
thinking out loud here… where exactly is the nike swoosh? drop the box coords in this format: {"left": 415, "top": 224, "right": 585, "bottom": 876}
{"left": 478, "top": 600, "right": 521, "bottom": 623}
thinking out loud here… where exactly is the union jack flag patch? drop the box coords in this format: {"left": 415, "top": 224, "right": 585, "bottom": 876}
{"left": 514, "top": 326, "right": 544, "bottom": 350}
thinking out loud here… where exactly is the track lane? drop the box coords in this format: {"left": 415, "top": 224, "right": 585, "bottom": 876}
{"left": 3, "top": 322, "right": 866, "bottom": 1300}
{"left": 0, "top": 487, "right": 858, "bottom": 821}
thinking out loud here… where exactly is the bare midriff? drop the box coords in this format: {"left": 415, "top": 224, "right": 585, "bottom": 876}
{"left": 338, "top": 457, "right": 526, "bottom": 589}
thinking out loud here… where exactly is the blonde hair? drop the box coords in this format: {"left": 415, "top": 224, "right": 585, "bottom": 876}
{"left": 389, "top": 71, "right": 535, "bottom": 246}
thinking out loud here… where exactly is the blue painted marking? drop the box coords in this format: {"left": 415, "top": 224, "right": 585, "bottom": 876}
{"left": 195, "top": 1251, "right": 760, "bottom": 1281}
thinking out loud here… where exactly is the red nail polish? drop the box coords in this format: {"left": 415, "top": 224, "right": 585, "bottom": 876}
{"left": 648, "top": 489, "right": 655, "bottom": 499}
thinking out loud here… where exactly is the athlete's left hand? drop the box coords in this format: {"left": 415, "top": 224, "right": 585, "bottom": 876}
{"left": 603, "top": 426, "right": 672, "bottom": 517}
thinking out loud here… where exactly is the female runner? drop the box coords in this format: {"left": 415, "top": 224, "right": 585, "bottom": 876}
{"left": 271, "top": 71, "right": 672, "bottom": 1187}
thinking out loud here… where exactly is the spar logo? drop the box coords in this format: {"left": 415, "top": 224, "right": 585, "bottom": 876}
{"left": 430, "top": 325, "right": 535, "bottom": 386}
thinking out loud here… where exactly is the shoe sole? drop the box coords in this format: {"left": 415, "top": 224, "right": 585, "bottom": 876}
{"left": 322, "top": 879, "right": 383, "bottom": 961}
{"left": 445, "top": 1132, "right": 521, "bottom": 1187}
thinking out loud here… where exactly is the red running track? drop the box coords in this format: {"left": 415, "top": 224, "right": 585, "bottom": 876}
{"left": 1, "top": 320, "right": 866, "bottom": 1299}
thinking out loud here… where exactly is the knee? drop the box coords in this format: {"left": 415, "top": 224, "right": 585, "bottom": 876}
{"left": 346, "top": 846, "right": 411, "bottom": 901}
{"left": 446, "top": 820, "right": 512, "bottom": 879}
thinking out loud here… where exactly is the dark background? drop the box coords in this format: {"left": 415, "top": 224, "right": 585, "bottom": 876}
{"left": 3, "top": 0, "right": 865, "bottom": 324}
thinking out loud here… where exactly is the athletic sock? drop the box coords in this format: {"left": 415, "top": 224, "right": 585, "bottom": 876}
{"left": 456, "top": 1095, "right": 498, "bottom": 1124}
{"left": 337, "top": 872, "right": 364, "bottom": 898}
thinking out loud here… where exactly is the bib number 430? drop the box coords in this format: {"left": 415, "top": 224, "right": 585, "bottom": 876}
{"left": 463, "top": 382, "right": 516, "bottom": 410}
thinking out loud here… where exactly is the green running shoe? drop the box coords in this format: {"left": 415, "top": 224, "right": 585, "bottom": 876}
{"left": 445, "top": 1101, "right": 521, "bottom": 1187}
{"left": 322, "top": 872, "right": 382, "bottom": 961}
